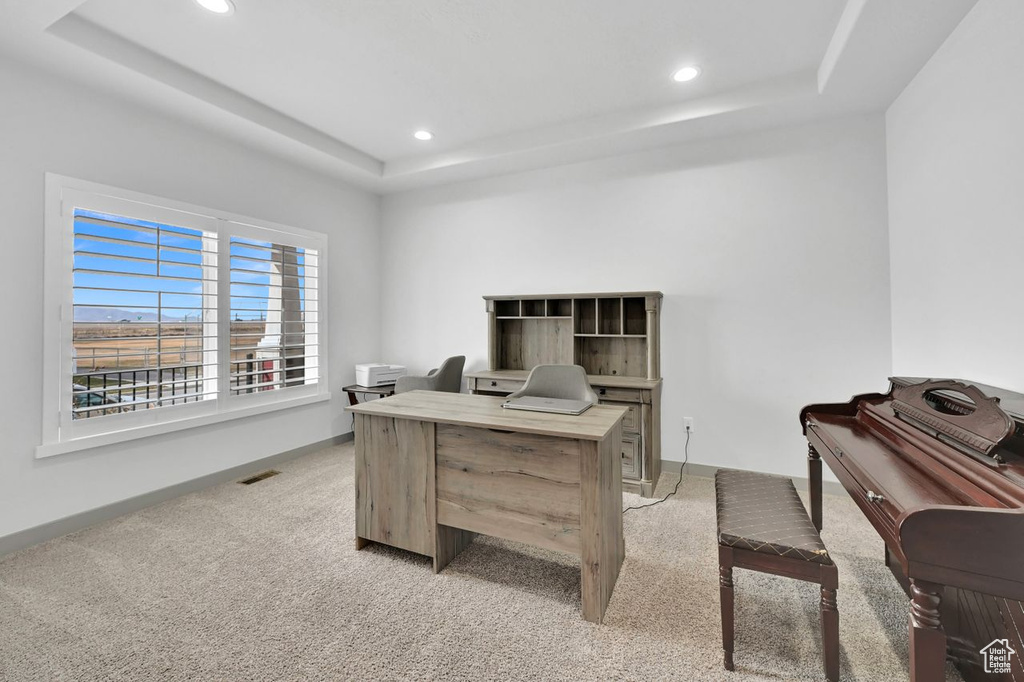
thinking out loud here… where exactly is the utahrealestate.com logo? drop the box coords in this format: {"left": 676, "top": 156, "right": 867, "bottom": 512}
{"left": 980, "top": 639, "right": 1017, "bottom": 674}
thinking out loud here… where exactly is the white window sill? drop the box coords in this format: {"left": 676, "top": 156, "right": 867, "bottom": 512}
{"left": 36, "top": 392, "right": 332, "bottom": 459}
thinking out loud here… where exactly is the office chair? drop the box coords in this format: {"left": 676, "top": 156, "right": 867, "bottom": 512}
{"left": 394, "top": 355, "right": 466, "bottom": 394}
{"left": 506, "top": 364, "right": 599, "bottom": 404}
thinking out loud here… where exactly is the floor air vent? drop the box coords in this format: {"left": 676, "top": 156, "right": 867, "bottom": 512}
{"left": 239, "top": 470, "right": 281, "bottom": 485}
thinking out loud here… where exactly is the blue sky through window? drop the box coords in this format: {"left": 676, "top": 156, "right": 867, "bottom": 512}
{"left": 73, "top": 209, "right": 208, "bottom": 322}
{"left": 73, "top": 209, "right": 312, "bottom": 323}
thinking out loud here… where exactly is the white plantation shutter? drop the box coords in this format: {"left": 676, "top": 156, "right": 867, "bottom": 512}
{"left": 228, "top": 228, "right": 320, "bottom": 398}
{"left": 70, "top": 208, "right": 218, "bottom": 424}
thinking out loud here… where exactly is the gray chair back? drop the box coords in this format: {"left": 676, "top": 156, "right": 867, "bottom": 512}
{"left": 507, "top": 364, "right": 599, "bottom": 404}
{"left": 395, "top": 355, "right": 466, "bottom": 394}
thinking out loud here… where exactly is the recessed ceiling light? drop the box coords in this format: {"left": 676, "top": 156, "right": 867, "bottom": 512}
{"left": 195, "top": 0, "right": 235, "bottom": 15}
{"left": 413, "top": 130, "right": 434, "bottom": 141}
{"left": 672, "top": 66, "right": 701, "bottom": 83}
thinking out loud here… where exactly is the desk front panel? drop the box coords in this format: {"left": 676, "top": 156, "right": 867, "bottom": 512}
{"left": 465, "top": 375, "right": 658, "bottom": 494}
{"left": 436, "top": 424, "right": 582, "bottom": 555}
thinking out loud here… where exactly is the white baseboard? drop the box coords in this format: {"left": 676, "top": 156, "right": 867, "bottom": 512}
{"left": 660, "top": 459, "right": 849, "bottom": 497}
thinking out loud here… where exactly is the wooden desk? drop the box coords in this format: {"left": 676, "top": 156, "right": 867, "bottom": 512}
{"left": 346, "top": 391, "right": 627, "bottom": 623}
{"left": 469, "top": 291, "right": 664, "bottom": 498}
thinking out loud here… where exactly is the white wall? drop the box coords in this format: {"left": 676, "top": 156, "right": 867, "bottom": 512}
{"left": 0, "top": 57, "right": 380, "bottom": 539}
{"left": 381, "top": 116, "right": 893, "bottom": 479}
{"left": 887, "top": 0, "right": 1024, "bottom": 391}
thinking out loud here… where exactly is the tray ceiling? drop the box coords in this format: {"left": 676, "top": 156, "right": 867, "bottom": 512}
{"left": 0, "top": 0, "right": 980, "bottom": 191}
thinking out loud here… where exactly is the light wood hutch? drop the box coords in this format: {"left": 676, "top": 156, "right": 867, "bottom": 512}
{"left": 466, "top": 292, "right": 664, "bottom": 497}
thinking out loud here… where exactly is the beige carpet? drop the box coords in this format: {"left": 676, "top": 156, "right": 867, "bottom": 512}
{"left": 0, "top": 443, "right": 961, "bottom": 681}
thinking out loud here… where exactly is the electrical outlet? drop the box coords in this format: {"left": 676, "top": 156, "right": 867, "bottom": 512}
{"left": 684, "top": 417, "right": 694, "bottom": 433}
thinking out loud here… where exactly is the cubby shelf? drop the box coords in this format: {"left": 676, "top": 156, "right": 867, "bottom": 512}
{"left": 483, "top": 292, "right": 661, "bottom": 381}
{"left": 574, "top": 333, "right": 648, "bottom": 338}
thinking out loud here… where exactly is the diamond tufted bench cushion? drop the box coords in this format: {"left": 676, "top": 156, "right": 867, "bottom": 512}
{"left": 715, "top": 468, "right": 832, "bottom": 565}
{"left": 714, "top": 467, "right": 840, "bottom": 680}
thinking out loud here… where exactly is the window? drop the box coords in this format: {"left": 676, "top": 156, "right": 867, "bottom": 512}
{"left": 41, "top": 175, "right": 329, "bottom": 456}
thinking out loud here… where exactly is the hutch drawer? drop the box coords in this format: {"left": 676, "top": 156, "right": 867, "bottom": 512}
{"left": 470, "top": 377, "right": 524, "bottom": 394}
{"left": 595, "top": 386, "right": 645, "bottom": 404}
{"left": 602, "top": 400, "right": 638, "bottom": 431}
{"left": 620, "top": 433, "right": 641, "bottom": 478}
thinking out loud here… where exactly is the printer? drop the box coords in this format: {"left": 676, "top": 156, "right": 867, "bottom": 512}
{"left": 355, "top": 363, "right": 407, "bottom": 387}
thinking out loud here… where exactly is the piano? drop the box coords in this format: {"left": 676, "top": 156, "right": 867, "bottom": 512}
{"left": 802, "top": 378, "right": 1024, "bottom": 682}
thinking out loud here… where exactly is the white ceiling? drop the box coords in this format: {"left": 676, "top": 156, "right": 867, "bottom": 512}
{"left": 73, "top": 0, "right": 845, "bottom": 160}
{"left": 0, "top": 0, "right": 979, "bottom": 192}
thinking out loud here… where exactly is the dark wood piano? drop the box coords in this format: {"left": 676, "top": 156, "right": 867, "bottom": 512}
{"left": 802, "top": 378, "right": 1024, "bottom": 682}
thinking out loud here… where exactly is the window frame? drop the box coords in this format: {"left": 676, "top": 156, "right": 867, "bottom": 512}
{"left": 40, "top": 174, "right": 330, "bottom": 459}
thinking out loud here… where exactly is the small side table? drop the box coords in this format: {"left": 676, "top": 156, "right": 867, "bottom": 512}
{"left": 344, "top": 383, "right": 397, "bottom": 429}
{"left": 343, "top": 383, "right": 397, "bottom": 406}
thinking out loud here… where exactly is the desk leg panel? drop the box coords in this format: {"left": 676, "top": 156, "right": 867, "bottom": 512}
{"left": 354, "top": 414, "right": 436, "bottom": 557}
{"left": 434, "top": 526, "right": 476, "bottom": 574}
{"left": 580, "top": 423, "right": 625, "bottom": 624}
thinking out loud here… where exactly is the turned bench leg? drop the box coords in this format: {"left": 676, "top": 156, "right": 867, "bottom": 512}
{"left": 719, "top": 545, "right": 735, "bottom": 671}
{"left": 820, "top": 565, "right": 840, "bottom": 682}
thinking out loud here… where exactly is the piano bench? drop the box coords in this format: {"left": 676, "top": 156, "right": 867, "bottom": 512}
{"left": 715, "top": 469, "right": 839, "bottom": 682}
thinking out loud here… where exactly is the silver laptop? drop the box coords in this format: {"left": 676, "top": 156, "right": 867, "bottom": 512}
{"left": 501, "top": 396, "right": 593, "bottom": 415}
